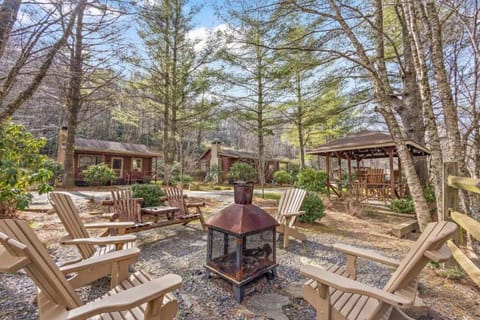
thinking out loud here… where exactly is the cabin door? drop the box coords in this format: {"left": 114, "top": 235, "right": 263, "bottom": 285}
{"left": 111, "top": 157, "right": 124, "bottom": 178}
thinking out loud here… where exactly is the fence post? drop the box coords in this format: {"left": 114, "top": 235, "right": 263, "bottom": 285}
{"left": 442, "top": 162, "right": 463, "bottom": 247}
{"left": 442, "top": 162, "right": 459, "bottom": 221}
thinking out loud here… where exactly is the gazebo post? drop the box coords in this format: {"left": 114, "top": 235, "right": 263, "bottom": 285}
{"left": 347, "top": 156, "right": 352, "bottom": 185}
{"left": 389, "top": 148, "right": 395, "bottom": 199}
{"left": 397, "top": 157, "right": 402, "bottom": 184}
{"left": 397, "top": 156, "right": 402, "bottom": 196}
{"left": 337, "top": 156, "right": 342, "bottom": 191}
{"left": 326, "top": 153, "right": 331, "bottom": 193}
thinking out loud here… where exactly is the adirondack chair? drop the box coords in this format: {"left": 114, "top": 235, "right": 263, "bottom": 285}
{"left": 301, "top": 221, "right": 457, "bottom": 320}
{"left": 365, "top": 168, "right": 387, "bottom": 200}
{"left": 49, "top": 192, "right": 137, "bottom": 263}
{"left": 111, "top": 189, "right": 144, "bottom": 223}
{"left": 0, "top": 219, "right": 139, "bottom": 289}
{"left": 163, "top": 185, "right": 207, "bottom": 231}
{"left": 275, "top": 188, "right": 307, "bottom": 248}
{"left": 0, "top": 219, "right": 182, "bottom": 320}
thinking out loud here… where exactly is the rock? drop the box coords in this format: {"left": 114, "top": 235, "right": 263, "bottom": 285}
{"left": 284, "top": 282, "right": 304, "bottom": 299}
{"left": 180, "top": 293, "right": 199, "bottom": 309}
{"left": 235, "top": 305, "right": 256, "bottom": 318}
{"left": 247, "top": 293, "right": 291, "bottom": 320}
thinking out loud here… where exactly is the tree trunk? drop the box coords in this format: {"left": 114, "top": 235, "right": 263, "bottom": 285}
{"left": 0, "top": 0, "right": 20, "bottom": 59}
{"left": 63, "top": 3, "right": 85, "bottom": 187}
{"left": 396, "top": 4, "right": 428, "bottom": 186}
{"left": 401, "top": 0, "right": 444, "bottom": 220}
{"left": 379, "top": 103, "right": 431, "bottom": 230}
{"left": 296, "top": 68, "right": 306, "bottom": 168}
{"left": 422, "top": 1, "right": 472, "bottom": 213}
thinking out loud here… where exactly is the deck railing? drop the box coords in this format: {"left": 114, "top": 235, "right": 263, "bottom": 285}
{"left": 443, "top": 162, "right": 480, "bottom": 288}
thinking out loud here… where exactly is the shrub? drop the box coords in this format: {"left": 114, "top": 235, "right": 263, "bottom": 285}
{"left": 298, "top": 192, "right": 325, "bottom": 223}
{"left": 206, "top": 164, "right": 223, "bottom": 182}
{"left": 82, "top": 163, "right": 117, "bottom": 186}
{"left": 273, "top": 170, "right": 292, "bottom": 184}
{"left": 287, "top": 162, "right": 300, "bottom": 181}
{"left": 389, "top": 198, "right": 415, "bottom": 214}
{"left": 294, "top": 167, "right": 328, "bottom": 193}
{"left": 131, "top": 184, "right": 164, "bottom": 207}
{"left": 171, "top": 174, "right": 193, "bottom": 186}
{"left": 0, "top": 121, "right": 53, "bottom": 217}
{"left": 423, "top": 186, "right": 435, "bottom": 203}
{"left": 42, "top": 159, "right": 63, "bottom": 186}
{"left": 228, "top": 162, "right": 257, "bottom": 182}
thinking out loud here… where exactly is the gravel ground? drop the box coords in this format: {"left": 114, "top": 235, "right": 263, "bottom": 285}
{"left": 0, "top": 191, "right": 479, "bottom": 319}
{"left": 0, "top": 223, "right": 393, "bottom": 320}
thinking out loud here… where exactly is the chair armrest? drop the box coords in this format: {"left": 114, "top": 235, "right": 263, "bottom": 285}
{"left": 66, "top": 274, "right": 182, "bottom": 320}
{"left": 60, "top": 235, "right": 136, "bottom": 246}
{"left": 300, "top": 265, "right": 413, "bottom": 307}
{"left": 333, "top": 243, "right": 400, "bottom": 268}
{"left": 84, "top": 222, "right": 135, "bottom": 229}
{"left": 186, "top": 201, "right": 205, "bottom": 208}
{"left": 59, "top": 248, "right": 140, "bottom": 274}
{"left": 282, "top": 211, "right": 305, "bottom": 217}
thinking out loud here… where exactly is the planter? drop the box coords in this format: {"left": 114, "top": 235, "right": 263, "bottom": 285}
{"left": 233, "top": 181, "right": 254, "bottom": 204}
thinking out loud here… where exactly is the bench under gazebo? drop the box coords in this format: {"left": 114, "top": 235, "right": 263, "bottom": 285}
{"left": 307, "top": 130, "right": 430, "bottom": 202}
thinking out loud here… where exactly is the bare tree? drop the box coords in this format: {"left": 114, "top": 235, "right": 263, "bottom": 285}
{"left": 61, "top": 0, "right": 132, "bottom": 186}
{"left": 0, "top": 0, "right": 84, "bottom": 123}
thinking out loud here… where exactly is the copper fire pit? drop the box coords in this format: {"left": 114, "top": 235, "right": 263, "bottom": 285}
{"left": 204, "top": 188, "right": 278, "bottom": 302}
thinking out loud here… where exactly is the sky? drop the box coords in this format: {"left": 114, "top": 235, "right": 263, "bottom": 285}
{"left": 123, "top": 0, "right": 224, "bottom": 61}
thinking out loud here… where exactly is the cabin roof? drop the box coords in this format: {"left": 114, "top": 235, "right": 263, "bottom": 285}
{"left": 74, "top": 137, "right": 161, "bottom": 157}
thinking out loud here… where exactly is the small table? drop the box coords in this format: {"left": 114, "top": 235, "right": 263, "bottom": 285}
{"left": 141, "top": 206, "right": 179, "bottom": 222}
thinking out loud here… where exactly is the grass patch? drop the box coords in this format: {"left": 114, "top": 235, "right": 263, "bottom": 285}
{"left": 253, "top": 192, "right": 281, "bottom": 201}
{"left": 437, "top": 267, "right": 465, "bottom": 281}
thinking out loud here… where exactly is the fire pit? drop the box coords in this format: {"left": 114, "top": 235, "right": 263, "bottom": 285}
{"left": 204, "top": 186, "right": 278, "bottom": 302}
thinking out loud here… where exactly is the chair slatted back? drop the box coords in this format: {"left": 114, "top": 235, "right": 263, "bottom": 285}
{"left": 111, "top": 188, "right": 143, "bottom": 223}
{"left": 114, "top": 198, "right": 142, "bottom": 223}
{"left": 49, "top": 192, "right": 95, "bottom": 259}
{"left": 366, "top": 168, "right": 385, "bottom": 185}
{"left": 0, "top": 219, "right": 82, "bottom": 309}
{"left": 384, "top": 221, "right": 457, "bottom": 293}
{"left": 276, "top": 188, "right": 307, "bottom": 227}
{"left": 111, "top": 188, "right": 133, "bottom": 202}
{"left": 163, "top": 186, "right": 188, "bottom": 216}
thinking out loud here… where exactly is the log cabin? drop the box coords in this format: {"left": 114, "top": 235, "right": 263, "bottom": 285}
{"left": 57, "top": 127, "right": 161, "bottom": 185}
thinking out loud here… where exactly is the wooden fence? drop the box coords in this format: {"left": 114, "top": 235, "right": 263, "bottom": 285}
{"left": 442, "top": 162, "right": 480, "bottom": 288}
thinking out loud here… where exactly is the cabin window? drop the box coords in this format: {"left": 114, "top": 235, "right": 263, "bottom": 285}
{"left": 132, "top": 158, "right": 142, "bottom": 172}
{"left": 111, "top": 157, "right": 124, "bottom": 178}
{"left": 78, "top": 155, "right": 102, "bottom": 170}
{"left": 200, "top": 160, "right": 207, "bottom": 171}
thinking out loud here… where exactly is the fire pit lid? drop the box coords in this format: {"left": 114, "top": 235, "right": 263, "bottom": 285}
{"left": 206, "top": 203, "right": 278, "bottom": 235}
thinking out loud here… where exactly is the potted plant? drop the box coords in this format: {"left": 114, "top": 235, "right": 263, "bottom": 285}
{"left": 228, "top": 162, "right": 257, "bottom": 204}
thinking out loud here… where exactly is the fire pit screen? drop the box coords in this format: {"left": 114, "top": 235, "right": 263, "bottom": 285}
{"left": 208, "top": 228, "right": 275, "bottom": 281}
{"left": 204, "top": 187, "right": 278, "bottom": 302}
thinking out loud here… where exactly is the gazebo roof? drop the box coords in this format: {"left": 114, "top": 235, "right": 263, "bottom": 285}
{"left": 307, "top": 130, "right": 430, "bottom": 159}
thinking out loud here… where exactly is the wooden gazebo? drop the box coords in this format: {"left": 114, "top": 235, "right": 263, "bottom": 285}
{"left": 307, "top": 131, "right": 430, "bottom": 200}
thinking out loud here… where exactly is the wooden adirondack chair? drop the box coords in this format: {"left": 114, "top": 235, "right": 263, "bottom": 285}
{"left": 301, "top": 221, "right": 457, "bottom": 320}
{"left": 163, "top": 186, "right": 206, "bottom": 231}
{"left": 0, "top": 219, "right": 139, "bottom": 289}
{"left": 0, "top": 219, "right": 182, "bottom": 320}
{"left": 275, "top": 188, "right": 307, "bottom": 248}
{"left": 111, "top": 189, "right": 144, "bottom": 223}
{"left": 49, "top": 192, "right": 136, "bottom": 263}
